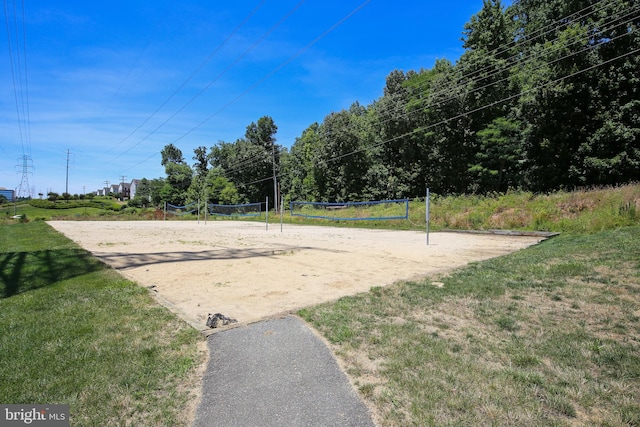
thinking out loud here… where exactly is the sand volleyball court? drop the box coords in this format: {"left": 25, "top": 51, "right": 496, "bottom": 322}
{"left": 48, "top": 220, "right": 545, "bottom": 330}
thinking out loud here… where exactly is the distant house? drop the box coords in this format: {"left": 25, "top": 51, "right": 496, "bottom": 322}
{"left": 110, "top": 184, "right": 119, "bottom": 195}
{"left": 0, "top": 187, "right": 14, "bottom": 202}
{"left": 130, "top": 179, "right": 141, "bottom": 199}
{"left": 118, "top": 182, "right": 131, "bottom": 200}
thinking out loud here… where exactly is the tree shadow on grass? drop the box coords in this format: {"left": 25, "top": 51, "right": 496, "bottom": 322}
{"left": 0, "top": 248, "right": 105, "bottom": 298}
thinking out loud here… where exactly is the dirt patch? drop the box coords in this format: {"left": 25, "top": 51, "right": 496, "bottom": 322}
{"left": 48, "top": 220, "right": 544, "bottom": 331}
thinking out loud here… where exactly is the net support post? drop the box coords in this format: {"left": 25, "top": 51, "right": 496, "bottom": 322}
{"left": 280, "top": 195, "right": 284, "bottom": 232}
{"left": 164, "top": 201, "right": 166, "bottom": 221}
{"left": 266, "top": 196, "right": 269, "bottom": 231}
{"left": 426, "top": 188, "right": 430, "bottom": 246}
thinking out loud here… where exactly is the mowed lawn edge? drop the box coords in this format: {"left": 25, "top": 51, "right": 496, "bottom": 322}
{"left": 300, "top": 226, "right": 640, "bottom": 426}
{"left": 0, "top": 221, "right": 206, "bottom": 426}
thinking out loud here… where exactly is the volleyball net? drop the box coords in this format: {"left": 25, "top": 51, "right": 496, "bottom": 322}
{"left": 165, "top": 202, "right": 198, "bottom": 217}
{"left": 290, "top": 199, "right": 409, "bottom": 221}
{"left": 208, "top": 202, "right": 262, "bottom": 217}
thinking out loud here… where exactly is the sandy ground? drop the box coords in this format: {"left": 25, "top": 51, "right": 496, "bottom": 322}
{"left": 48, "top": 220, "right": 545, "bottom": 330}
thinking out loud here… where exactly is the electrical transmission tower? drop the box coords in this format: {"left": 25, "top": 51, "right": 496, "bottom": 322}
{"left": 16, "top": 155, "right": 33, "bottom": 199}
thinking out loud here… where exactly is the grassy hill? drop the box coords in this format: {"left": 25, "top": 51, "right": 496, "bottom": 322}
{"left": 426, "top": 184, "right": 639, "bottom": 234}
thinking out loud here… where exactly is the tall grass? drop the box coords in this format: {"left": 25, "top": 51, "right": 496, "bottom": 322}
{"left": 426, "top": 184, "right": 640, "bottom": 233}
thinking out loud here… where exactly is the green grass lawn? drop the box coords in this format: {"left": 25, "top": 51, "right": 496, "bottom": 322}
{"left": 300, "top": 226, "right": 640, "bottom": 426}
{"left": 0, "top": 222, "right": 205, "bottom": 426}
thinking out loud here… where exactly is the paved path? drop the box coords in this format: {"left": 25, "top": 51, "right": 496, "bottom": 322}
{"left": 193, "top": 316, "right": 375, "bottom": 427}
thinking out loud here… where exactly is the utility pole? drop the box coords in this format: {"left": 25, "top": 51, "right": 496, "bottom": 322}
{"left": 104, "top": 180, "right": 110, "bottom": 197}
{"left": 119, "top": 175, "right": 127, "bottom": 200}
{"left": 272, "top": 141, "right": 277, "bottom": 214}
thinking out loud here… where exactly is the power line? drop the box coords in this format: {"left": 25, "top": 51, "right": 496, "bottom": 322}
{"left": 161, "top": 0, "right": 625, "bottom": 180}
{"left": 293, "top": 44, "right": 640, "bottom": 180}
{"left": 213, "top": 4, "right": 640, "bottom": 187}
{"left": 378, "top": 0, "right": 638, "bottom": 127}
{"left": 170, "top": 0, "right": 372, "bottom": 146}
{"left": 107, "top": 1, "right": 268, "bottom": 157}
{"left": 123, "top": 0, "right": 371, "bottom": 177}
{"left": 112, "top": 0, "right": 305, "bottom": 162}
{"left": 119, "top": 0, "right": 371, "bottom": 174}
{"left": 124, "top": 1, "right": 637, "bottom": 193}
{"left": 4, "top": 0, "right": 31, "bottom": 155}
{"left": 107, "top": 0, "right": 270, "bottom": 160}
{"left": 233, "top": 25, "right": 640, "bottom": 189}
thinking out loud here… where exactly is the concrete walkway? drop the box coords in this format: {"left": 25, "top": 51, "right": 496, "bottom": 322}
{"left": 193, "top": 315, "right": 375, "bottom": 427}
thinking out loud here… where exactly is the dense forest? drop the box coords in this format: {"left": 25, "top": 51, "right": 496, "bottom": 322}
{"left": 132, "top": 0, "right": 639, "bottom": 207}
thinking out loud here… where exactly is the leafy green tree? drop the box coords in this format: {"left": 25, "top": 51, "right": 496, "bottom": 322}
{"left": 568, "top": 0, "right": 640, "bottom": 185}
{"left": 283, "top": 122, "right": 322, "bottom": 202}
{"left": 132, "top": 178, "right": 164, "bottom": 208}
{"left": 209, "top": 116, "right": 281, "bottom": 203}
{"left": 205, "top": 168, "right": 239, "bottom": 204}
{"left": 192, "top": 146, "right": 209, "bottom": 178}
{"left": 420, "top": 59, "right": 476, "bottom": 194}
{"left": 161, "top": 143, "right": 186, "bottom": 166}
{"left": 245, "top": 116, "right": 280, "bottom": 202}
{"left": 373, "top": 70, "right": 425, "bottom": 198}
{"left": 460, "top": 0, "right": 514, "bottom": 127}
{"left": 511, "top": 0, "right": 640, "bottom": 190}
{"left": 210, "top": 139, "right": 262, "bottom": 203}
{"left": 187, "top": 146, "right": 210, "bottom": 205}
{"left": 164, "top": 163, "right": 193, "bottom": 204}
{"left": 470, "top": 117, "right": 523, "bottom": 192}
{"left": 314, "top": 104, "right": 373, "bottom": 201}
{"left": 404, "top": 63, "right": 453, "bottom": 195}
{"left": 160, "top": 144, "right": 192, "bottom": 205}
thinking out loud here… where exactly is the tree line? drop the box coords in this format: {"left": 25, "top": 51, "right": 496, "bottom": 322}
{"left": 131, "top": 0, "right": 639, "bottom": 207}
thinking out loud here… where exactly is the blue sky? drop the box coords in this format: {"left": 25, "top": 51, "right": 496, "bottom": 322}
{"left": 1, "top": 1, "right": 498, "bottom": 196}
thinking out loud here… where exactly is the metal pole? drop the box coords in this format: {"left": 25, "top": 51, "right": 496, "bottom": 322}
{"left": 266, "top": 196, "right": 269, "bottom": 231}
{"left": 164, "top": 201, "right": 166, "bottom": 221}
{"left": 65, "top": 149, "right": 70, "bottom": 195}
{"left": 280, "top": 194, "right": 284, "bottom": 232}
{"left": 272, "top": 144, "right": 277, "bottom": 214}
{"left": 197, "top": 198, "right": 200, "bottom": 224}
{"left": 426, "top": 188, "right": 430, "bottom": 246}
